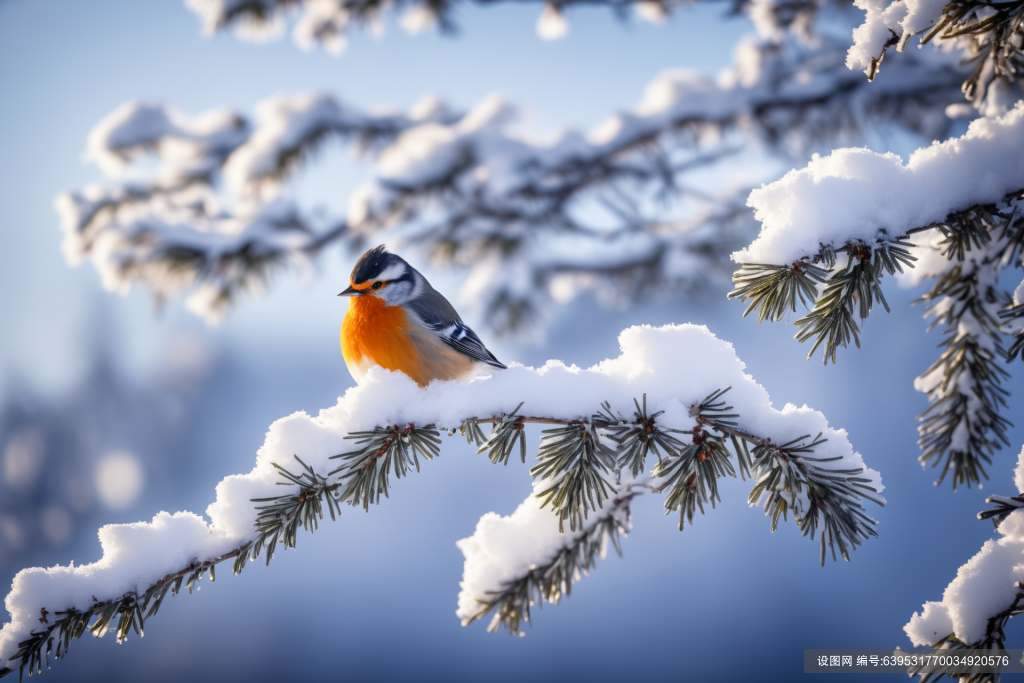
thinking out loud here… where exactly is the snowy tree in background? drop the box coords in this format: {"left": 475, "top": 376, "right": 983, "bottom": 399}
{"left": 60, "top": 8, "right": 965, "bottom": 337}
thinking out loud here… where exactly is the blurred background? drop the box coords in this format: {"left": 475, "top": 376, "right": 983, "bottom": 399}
{"left": 1, "top": 0, "right": 1022, "bottom": 681}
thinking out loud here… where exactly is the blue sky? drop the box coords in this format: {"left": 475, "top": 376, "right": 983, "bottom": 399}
{"left": 1, "top": 1, "right": 1023, "bottom": 681}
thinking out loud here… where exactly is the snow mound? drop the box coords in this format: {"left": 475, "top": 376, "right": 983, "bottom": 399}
{"left": 734, "top": 103, "right": 1024, "bottom": 265}
{"left": 906, "top": 446, "right": 1024, "bottom": 646}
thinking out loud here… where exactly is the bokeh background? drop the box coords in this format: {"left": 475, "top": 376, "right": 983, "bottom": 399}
{"left": 1, "top": 1, "right": 1022, "bottom": 681}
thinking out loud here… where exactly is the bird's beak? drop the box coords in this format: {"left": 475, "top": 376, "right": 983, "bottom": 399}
{"left": 338, "top": 285, "right": 361, "bottom": 297}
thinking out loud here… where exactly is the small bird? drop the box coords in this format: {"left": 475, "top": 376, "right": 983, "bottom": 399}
{"left": 339, "top": 245, "right": 507, "bottom": 386}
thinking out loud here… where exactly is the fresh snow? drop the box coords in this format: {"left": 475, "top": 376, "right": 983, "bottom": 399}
{"left": 905, "top": 600, "right": 956, "bottom": 647}
{"left": 846, "top": 0, "right": 1015, "bottom": 115}
{"left": 906, "top": 445, "right": 1024, "bottom": 646}
{"left": 456, "top": 475, "right": 648, "bottom": 625}
{"left": 846, "top": 0, "right": 948, "bottom": 75}
{"left": 1, "top": 324, "right": 881, "bottom": 669}
{"left": 84, "top": 101, "right": 246, "bottom": 182}
{"left": 734, "top": 103, "right": 1024, "bottom": 265}
{"left": 1015, "top": 445, "right": 1024, "bottom": 503}
{"left": 223, "top": 92, "right": 451, "bottom": 195}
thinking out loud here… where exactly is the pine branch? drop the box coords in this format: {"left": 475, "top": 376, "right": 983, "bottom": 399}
{"left": 454, "top": 388, "right": 885, "bottom": 643}
{"left": 732, "top": 192, "right": 1023, "bottom": 490}
{"left": 731, "top": 236, "right": 916, "bottom": 364}
{"left": 921, "top": 0, "right": 1024, "bottom": 107}
{"left": 728, "top": 261, "right": 830, "bottom": 323}
{"left": 476, "top": 403, "right": 528, "bottom": 466}
{"left": 978, "top": 494, "right": 1024, "bottom": 529}
{"left": 747, "top": 432, "right": 884, "bottom": 564}
{"left": 906, "top": 588, "right": 1024, "bottom": 683}
{"left": 932, "top": 204, "right": 1001, "bottom": 262}
{"left": 793, "top": 249, "right": 890, "bottom": 365}
{"left": 598, "top": 395, "right": 687, "bottom": 476}
{"left": 1001, "top": 303, "right": 1024, "bottom": 362}
{"left": 899, "top": 484, "right": 1024, "bottom": 682}
{"left": 328, "top": 424, "right": 443, "bottom": 510}
{"left": 460, "top": 481, "right": 644, "bottom": 636}
{"left": 246, "top": 455, "right": 345, "bottom": 565}
{"left": 687, "top": 386, "right": 756, "bottom": 448}
{"left": 915, "top": 259, "right": 1013, "bottom": 490}
{"left": 465, "top": 389, "right": 883, "bottom": 562}
{"left": 654, "top": 429, "right": 735, "bottom": 530}
{"left": 658, "top": 387, "right": 880, "bottom": 564}
{"left": 532, "top": 421, "right": 617, "bottom": 532}
{"left": 652, "top": 387, "right": 742, "bottom": 529}
{"left": 1, "top": 385, "right": 884, "bottom": 676}
{"left": 601, "top": 387, "right": 880, "bottom": 563}
{"left": 0, "top": 456, "right": 342, "bottom": 680}
{"left": 859, "top": 0, "right": 1024, "bottom": 108}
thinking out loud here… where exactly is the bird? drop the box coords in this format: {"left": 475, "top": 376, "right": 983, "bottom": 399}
{"left": 338, "top": 245, "right": 507, "bottom": 387}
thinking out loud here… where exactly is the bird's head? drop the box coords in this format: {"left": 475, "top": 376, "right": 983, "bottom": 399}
{"left": 338, "top": 245, "right": 419, "bottom": 306}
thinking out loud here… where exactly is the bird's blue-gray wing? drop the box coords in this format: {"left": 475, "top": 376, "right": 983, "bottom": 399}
{"left": 431, "top": 321, "right": 507, "bottom": 369}
{"left": 406, "top": 273, "right": 507, "bottom": 369}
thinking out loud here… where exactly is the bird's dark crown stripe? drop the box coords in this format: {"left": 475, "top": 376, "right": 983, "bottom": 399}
{"left": 351, "top": 245, "right": 403, "bottom": 285}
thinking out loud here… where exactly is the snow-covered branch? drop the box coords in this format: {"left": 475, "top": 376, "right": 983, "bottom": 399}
{"left": 57, "top": 96, "right": 449, "bottom": 322}
{"left": 1005, "top": 296, "right": 1024, "bottom": 361}
{"left": 729, "top": 104, "right": 1024, "bottom": 489}
{"left": 846, "top": 0, "right": 1024, "bottom": 115}
{"left": 0, "top": 324, "right": 883, "bottom": 676}
{"left": 182, "top": 0, "right": 834, "bottom": 53}
{"left": 61, "top": 32, "right": 963, "bottom": 333}
{"left": 457, "top": 475, "right": 647, "bottom": 635}
{"left": 914, "top": 229, "right": 1015, "bottom": 488}
{"left": 904, "top": 446, "right": 1024, "bottom": 680}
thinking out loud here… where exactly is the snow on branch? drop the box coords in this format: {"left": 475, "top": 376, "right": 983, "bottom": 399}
{"left": 912, "top": 231, "right": 1016, "bottom": 489}
{"left": 1003, "top": 281, "right": 1024, "bottom": 362}
{"left": 182, "top": 0, "right": 813, "bottom": 53}
{"left": 62, "top": 36, "right": 963, "bottom": 333}
{"left": 732, "top": 104, "right": 1024, "bottom": 268}
{"left": 222, "top": 92, "right": 455, "bottom": 195}
{"left": 904, "top": 446, "right": 1024, "bottom": 668}
{"left": 0, "top": 324, "right": 883, "bottom": 676}
{"left": 83, "top": 101, "right": 248, "bottom": 183}
{"left": 56, "top": 94, "right": 447, "bottom": 323}
{"left": 729, "top": 104, "right": 1024, "bottom": 490}
{"left": 457, "top": 475, "right": 648, "bottom": 634}
{"left": 183, "top": 0, "right": 955, "bottom": 60}
{"left": 846, "top": 0, "right": 1024, "bottom": 114}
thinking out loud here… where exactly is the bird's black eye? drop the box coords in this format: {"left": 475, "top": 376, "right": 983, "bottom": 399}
{"left": 372, "top": 281, "right": 383, "bottom": 289}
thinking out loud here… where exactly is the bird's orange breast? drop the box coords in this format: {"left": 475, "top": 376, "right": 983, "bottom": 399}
{"left": 341, "top": 295, "right": 427, "bottom": 385}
